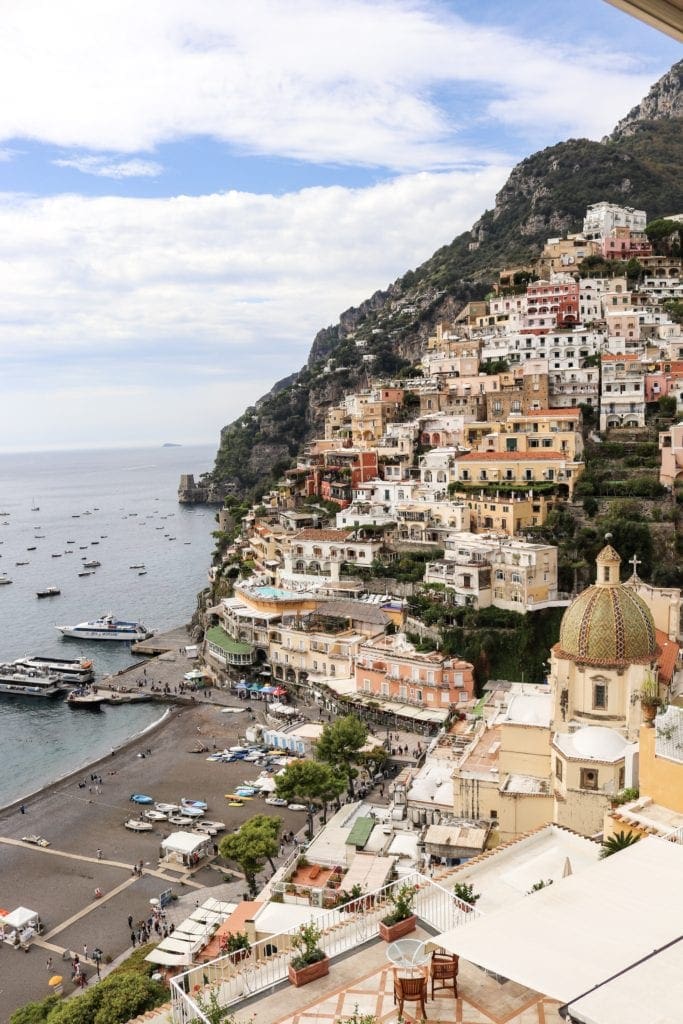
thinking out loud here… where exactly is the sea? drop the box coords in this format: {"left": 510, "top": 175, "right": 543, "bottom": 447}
{"left": 0, "top": 444, "right": 216, "bottom": 807}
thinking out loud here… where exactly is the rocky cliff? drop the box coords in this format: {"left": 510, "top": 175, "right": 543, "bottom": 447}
{"left": 205, "top": 60, "right": 683, "bottom": 502}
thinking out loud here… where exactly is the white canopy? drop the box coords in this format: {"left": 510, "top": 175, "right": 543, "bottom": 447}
{"left": 202, "top": 898, "right": 235, "bottom": 914}
{"left": 161, "top": 831, "right": 209, "bottom": 856}
{"left": 2, "top": 907, "right": 39, "bottom": 930}
{"left": 427, "top": 838, "right": 683, "bottom": 1003}
{"left": 145, "top": 946, "right": 193, "bottom": 967}
{"left": 189, "top": 908, "right": 223, "bottom": 925}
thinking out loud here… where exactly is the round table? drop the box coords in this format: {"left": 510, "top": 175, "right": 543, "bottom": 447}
{"left": 386, "top": 938, "right": 430, "bottom": 973}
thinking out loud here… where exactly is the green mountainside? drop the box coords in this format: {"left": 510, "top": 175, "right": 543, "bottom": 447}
{"left": 209, "top": 60, "right": 683, "bottom": 500}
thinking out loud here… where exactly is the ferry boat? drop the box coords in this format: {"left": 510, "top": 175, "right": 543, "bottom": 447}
{"left": 56, "top": 614, "right": 153, "bottom": 641}
{"left": 14, "top": 655, "right": 94, "bottom": 684}
{"left": 0, "top": 666, "right": 63, "bottom": 698}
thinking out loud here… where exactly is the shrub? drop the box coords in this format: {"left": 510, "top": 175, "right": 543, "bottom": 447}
{"left": 453, "top": 882, "right": 480, "bottom": 906}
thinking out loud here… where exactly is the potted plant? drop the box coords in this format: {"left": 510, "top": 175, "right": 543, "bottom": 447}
{"left": 221, "top": 930, "right": 251, "bottom": 961}
{"left": 632, "top": 672, "right": 665, "bottom": 726}
{"left": 378, "top": 882, "right": 417, "bottom": 941}
{"left": 288, "top": 920, "right": 329, "bottom": 987}
{"left": 453, "top": 882, "right": 480, "bottom": 910}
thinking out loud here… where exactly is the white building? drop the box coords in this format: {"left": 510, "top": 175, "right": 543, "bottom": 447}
{"left": 582, "top": 202, "right": 647, "bottom": 240}
{"left": 599, "top": 356, "right": 646, "bottom": 430}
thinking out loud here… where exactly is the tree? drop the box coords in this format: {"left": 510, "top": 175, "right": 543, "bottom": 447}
{"left": 220, "top": 815, "right": 282, "bottom": 895}
{"left": 275, "top": 760, "right": 344, "bottom": 839}
{"left": 9, "top": 999, "right": 59, "bottom": 1024}
{"left": 315, "top": 714, "right": 369, "bottom": 797}
{"left": 600, "top": 830, "right": 641, "bottom": 859}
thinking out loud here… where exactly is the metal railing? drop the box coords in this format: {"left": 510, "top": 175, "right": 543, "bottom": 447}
{"left": 170, "top": 872, "right": 478, "bottom": 1023}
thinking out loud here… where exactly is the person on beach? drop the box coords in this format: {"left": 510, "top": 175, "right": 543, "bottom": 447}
{"left": 130, "top": 931, "right": 136, "bottom": 947}
{"left": 96, "top": 849, "right": 102, "bottom": 860}
{"left": 46, "top": 956, "right": 53, "bottom": 971}
{"left": 20, "top": 803, "right": 26, "bottom": 814}
{"left": 127, "top": 914, "right": 133, "bottom": 929}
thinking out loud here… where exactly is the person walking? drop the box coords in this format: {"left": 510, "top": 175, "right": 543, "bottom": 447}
{"left": 83, "top": 943, "right": 88, "bottom": 960}
{"left": 131, "top": 931, "right": 137, "bottom": 947}
{"left": 127, "top": 914, "right": 133, "bottom": 930}
{"left": 96, "top": 848, "right": 102, "bottom": 860}
{"left": 46, "top": 956, "right": 53, "bottom": 972}
{"left": 19, "top": 804, "right": 26, "bottom": 814}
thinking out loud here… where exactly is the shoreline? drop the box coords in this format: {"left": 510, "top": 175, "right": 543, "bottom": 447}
{"left": 0, "top": 702, "right": 184, "bottom": 816}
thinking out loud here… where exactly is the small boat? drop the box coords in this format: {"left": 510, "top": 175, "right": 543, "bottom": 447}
{"left": 64, "top": 550, "right": 73, "bottom": 555}
{"left": 130, "top": 793, "right": 154, "bottom": 805}
{"left": 155, "top": 802, "right": 180, "bottom": 814}
{"left": 181, "top": 798, "right": 208, "bottom": 811}
{"left": 22, "top": 834, "right": 50, "bottom": 847}
{"left": 67, "top": 540, "right": 75, "bottom": 544}
{"left": 27, "top": 546, "right": 36, "bottom": 551}
{"left": 67, "top": 687, "right": 105, "bottom": 709}
{"left": 15, "top": 561, "right": 29, "bottom": 566}
{"left": 91, "top": 541, "right": 99, "bottom": 545}
{"left": 194, "top": 822, "right": 218, "bottom": 836}
{"left": 72, "top": 514, "right": 80, "bottom": 518}
{"left": 264, "top": 796, "right": 288, "bottom": 807}
{"left": 83, "top": 560, "right": 101, "bottom": 568}
{"left": 124, "top": 818, "right": 154, "bottom": 832}
{"left": 36, "top": 587, "right": 61, "bottom": 598}
{"left": 78, "top": 571, "right": 92, "bottom": 577}
{"left": 79, "top": 546, "right": 88, "bottom": 550}
{"left": 144, "top": 809, "right": 168, "bottom": 822}
{"left": 226, "top": 800, "right": 244, "bottom": 808}
{"left": 129, "top": 564, "right": 145, "bottom": 569}
{"left": 168, "top": 814, "right": 195, "bottom": 826}
{"left": 35, "top": 534, "right": 45, "bottom": 538}
{"left": 287, "top": 804, "right": 308, "bottom": 812}
{"left": 198, "top": 819, "right": 225, "bottom": 832}
{"left": 138, "top": 571, "right": 147, "bottom": 576}
{"left": 0, "top": 577, "right": 13, "bottom": 584}
{"left": 31, "top": 500, "right": 39, "bottom": 511}
{"left": 51, "top": 553, "right": 62, "bottom": 558}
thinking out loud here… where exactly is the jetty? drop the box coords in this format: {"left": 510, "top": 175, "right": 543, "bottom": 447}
{"left": 131, "top": 624, "right": 193, "bottom": 656}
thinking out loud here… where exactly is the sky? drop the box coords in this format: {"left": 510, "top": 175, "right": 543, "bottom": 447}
{"left": 0, "top": 1, "right": 679, "bottom": 453}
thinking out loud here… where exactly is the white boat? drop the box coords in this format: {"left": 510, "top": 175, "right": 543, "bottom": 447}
{"left": 0, "top": 665, "right": 63, "bottom": 698}
{"left": 197, "top": 819, "right": 225, "bottom": 832}
{"left": 144, "top": 809, "right": 168, "bottom": 822}
{"left": 82, "top": 559, "right": 101, "bottom": 568}
{"left": 168, "top": 815, "right": 195, "bottom": 827}
{"left": 155, "top": 802, "right": 180, "bottom": 814}
{"left": 14, "top": 655, "right": 94, "bottom": 685}
{"left": 194, "top": 822, "right": 218, "bottom": 836}
{"left": 0, "top": 577, "right": 13, "bottom": 585}
{"left": 181, "top": 797, "right": 208, "bottom": 811}
{"left": 124, "top": 818, "right": 154, "bottom": 832}
{"left": 56, "top": 614, "right": 153, "bottom": 641}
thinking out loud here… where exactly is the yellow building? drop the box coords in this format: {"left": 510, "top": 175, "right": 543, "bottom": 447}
{"left": 455, "top": 489, "right": 554, "bottom": 535}
{"left": 454, "top": 450, "right": 583, "bottom": 499}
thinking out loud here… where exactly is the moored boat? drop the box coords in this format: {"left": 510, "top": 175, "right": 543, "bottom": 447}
{"left": 56, "top": 613, "right": 153, "bottom": 641}
{"left": 14, "top": 655, "right": 94, "bottom": 685}
{"left": 124, "top": 818, "right": 154, "bottom": 832}
{"left": 83, "top": 559, "right": 101, "bottom": 568}
{"left": 36, "top": 587, "right": 61, "bottom": 598}
{"left": 0, "top": 665, "right": 63, "bottom": 698}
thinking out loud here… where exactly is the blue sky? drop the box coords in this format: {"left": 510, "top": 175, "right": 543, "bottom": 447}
{"left": 0, "top": 1, "right": 678, "bottom": 451}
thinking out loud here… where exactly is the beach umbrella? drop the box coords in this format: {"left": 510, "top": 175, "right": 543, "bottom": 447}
{"left": 48, "top": 976, "right": 63, "bottom": 987}
{"left": 235, "top": 681, "right": 247, "bottom": 689}
{"left": 273, "top": 686, "right": 287, "bottom": 696}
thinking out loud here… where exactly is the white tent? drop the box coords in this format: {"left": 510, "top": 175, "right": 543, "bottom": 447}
{"left": 1, "top": 907, "right": 40, "bottom": 931}
{"left": 160, "top": 831, "right": 210, "bottom": 864}
{"left": 426, "top": 838, "right": 683, "bottom": 1004}
{"left": 145, "top": 946, "right": 193, "bottom": 967}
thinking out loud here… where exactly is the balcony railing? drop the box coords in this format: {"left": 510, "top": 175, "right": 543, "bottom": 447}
{"left": 170, "top": 872, "right": 478, "bottom": 1024}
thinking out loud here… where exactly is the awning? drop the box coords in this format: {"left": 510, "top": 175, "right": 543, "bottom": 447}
{"left": 426, "top": 838, "right": 683, "bottom": 1004}
{"left": 235, "top": 682, "right": 247, "bottom": 689}
{"left": 145, "top": 947, "right": 193, "bottom": 967}
{"left": 261, "top": 685, "right": 276, "bottom": 693}
{"left": 340, "top": 853, "right": 395, "bottom": 893}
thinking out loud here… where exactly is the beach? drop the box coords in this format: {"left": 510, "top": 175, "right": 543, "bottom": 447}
{"left": 0, "top": 665, "right": 312, "bottom": 1017}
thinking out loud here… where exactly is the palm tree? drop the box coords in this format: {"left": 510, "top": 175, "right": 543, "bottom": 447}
{"left": 600, "top": 830, "right": 640, "bottom": 859}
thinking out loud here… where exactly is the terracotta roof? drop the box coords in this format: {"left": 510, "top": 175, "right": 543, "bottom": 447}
{"left": 293, "top": 529, "right": 353, "bottom": 541}
{"left": 457, "top": 451, "right": 568, "bottom": 461}
{"left": 656, "top": 629, "right": 680, "bottom": 685}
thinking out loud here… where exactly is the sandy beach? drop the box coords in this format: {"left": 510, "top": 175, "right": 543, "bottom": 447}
{"left": 0, "top": 684, "right": 312, "bottom": 1017}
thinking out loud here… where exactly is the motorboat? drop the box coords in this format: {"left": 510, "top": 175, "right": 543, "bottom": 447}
{"left": 78, "top": 571, "right": 92, "bottom": 577}
{"left": 198, "top": 820, "right": 225, "bottom": 832}
{"left": 129, "top": 564, "right": 145, "bottom": 569}
{"left": 66, "top": 688, "right": 105, "bottom": 709}
{"left": 130, "top": 793, "right": 154, "bottom": 804}
{"left": 14, "top": 655, "right": 94, "bottom": 685}
{"left": 36, "top": 587, "right": 61, "bottom": 598}
{"left": 15, "top": 561, "right": 29, "bottom": 566}
{"left": 0, "top": 665, "right": 63, "bottom": 698}
{"left": 56, "top": 614, "right": 153, "bottom": 641}
{"left": 287, "top": 804, "right": 308, "bottom": 811}
{"left": 82, "top": 560, "right": 101, "bottom": 568}
{"left": 51, "top": 553, "right": 62, "bottom": 558}
{"left": 27, "top": 546, "right": 36, "bottom": 551}
{"left": 0, "top": 577, "right": 12, "bottom": 585}
{"left": 124, "top": 818, "right": 154, "bottom": 832}
{"left": 22, "top": 834, "right": 50, "bottom": 847}
{"left": 264, "top": 797, "right": 288, "bottom": 807}
{"left": 168, "top": 814, "right": 195, "bottom": 827}
{"left": 194, "top": 822, "right": 218, "bottom": 836}
{"left": 155, "top": 802, "right": 180, "bottom": 814}
{"left": 178, "top": 805, "right": 204, "bottom": 818}
{"left": 144, "top": 810, "right": 168, "bottom": 822}
{"left": 181, "top": 798, "right": 208, "bottom": 811}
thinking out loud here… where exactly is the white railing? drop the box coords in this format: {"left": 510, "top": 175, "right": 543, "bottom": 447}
{"left": 660, "top": 825, "right": 683, "bottom": 845}
{"left": 170, "top": 872, "right": 479, "bottom": 1023}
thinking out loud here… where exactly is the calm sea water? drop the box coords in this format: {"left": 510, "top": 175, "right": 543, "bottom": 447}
{"left": 0, "top": 444, "right": 216, "bottom": 806}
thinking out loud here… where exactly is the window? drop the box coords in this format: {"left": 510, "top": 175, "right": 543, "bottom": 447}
{"left": 555, "top": 758, "right": 563, "bottom": 780}
{"left": 594, "top": 682, "right": 607, "bottom": 709}
{"left": 580, "top": 768, "right": 598, "bottom": 791}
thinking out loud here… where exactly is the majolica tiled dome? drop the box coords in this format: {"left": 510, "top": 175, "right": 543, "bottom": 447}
{"left": 555, "top": 544, "right": 658, "bottom": 667}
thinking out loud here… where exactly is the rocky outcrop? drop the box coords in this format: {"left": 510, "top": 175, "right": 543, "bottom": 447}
{"left": 609, "top": 59, "right": 682, "bottom": 140}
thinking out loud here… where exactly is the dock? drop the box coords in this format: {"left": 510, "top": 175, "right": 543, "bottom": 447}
{"left": 131, "top": 624, "right": 194, "bottom": 656}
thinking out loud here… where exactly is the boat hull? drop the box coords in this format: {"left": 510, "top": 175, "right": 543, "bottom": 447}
{"left": 57, "top": 626, "right": 151, "bottom": 641}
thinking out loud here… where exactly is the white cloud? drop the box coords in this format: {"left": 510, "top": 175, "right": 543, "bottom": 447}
{"left": 0, "top": 147, "right": 20, "bottom": 162}
{"left": 0, "top": 166, "right": 508, "bottom": 447}
{"left": 52, "top": 154, "right": 163, "bottom": 178}
{"left": 0, "top": 1, "right": 664, "bottom": 170}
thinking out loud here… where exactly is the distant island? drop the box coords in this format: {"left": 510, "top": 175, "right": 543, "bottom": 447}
{"left": 162, "top": 442, "right": 182, "bottom": 447}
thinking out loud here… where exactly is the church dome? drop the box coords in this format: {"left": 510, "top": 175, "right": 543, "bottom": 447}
{"left": 555, "top": 543, "right": 658, "bottom": 667}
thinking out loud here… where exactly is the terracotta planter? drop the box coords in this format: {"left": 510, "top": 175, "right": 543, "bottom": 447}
{"left": 288, "top": 955, "right": 330, "bottom": 987}
{"left": 378, "top": 914, "right": 417, "bottom": 942}
{"left": 641, "top": 703, "right": 658, "bottom": 726}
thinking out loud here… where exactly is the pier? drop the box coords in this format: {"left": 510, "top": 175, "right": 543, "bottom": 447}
{"left": 131, "top": 624, "right": 194, "bottom": 656}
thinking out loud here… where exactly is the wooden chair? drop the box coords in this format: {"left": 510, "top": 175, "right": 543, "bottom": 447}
{"left": 431, "top": 950, "right": 459, "bottom": 999}
{"left": 393, "top": 970, "right": 428, "bottom": 1018}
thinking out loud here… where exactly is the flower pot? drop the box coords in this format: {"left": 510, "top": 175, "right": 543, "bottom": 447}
{"left": 288, "top": 955, "right": 330, "bottom": 987}
{"left": 378, "top": 914, "right": 417, "bottom": 942}
{"left": 641, "top": 703, "right": 657, "bottom": 726}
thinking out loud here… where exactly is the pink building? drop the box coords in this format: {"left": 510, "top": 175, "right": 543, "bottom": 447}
{"left": 645, "top": 362, "right": 683, "bottom": 404}
{"left": 524, "top": 280, "right": 579, "bottom": 333}
{"left": 354, "top": 634, "right": 475, "bottom": 712}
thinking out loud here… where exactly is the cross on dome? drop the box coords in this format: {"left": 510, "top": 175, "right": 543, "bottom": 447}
{"left": 629, "top": 553, "right": 642, "bottom": 578}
